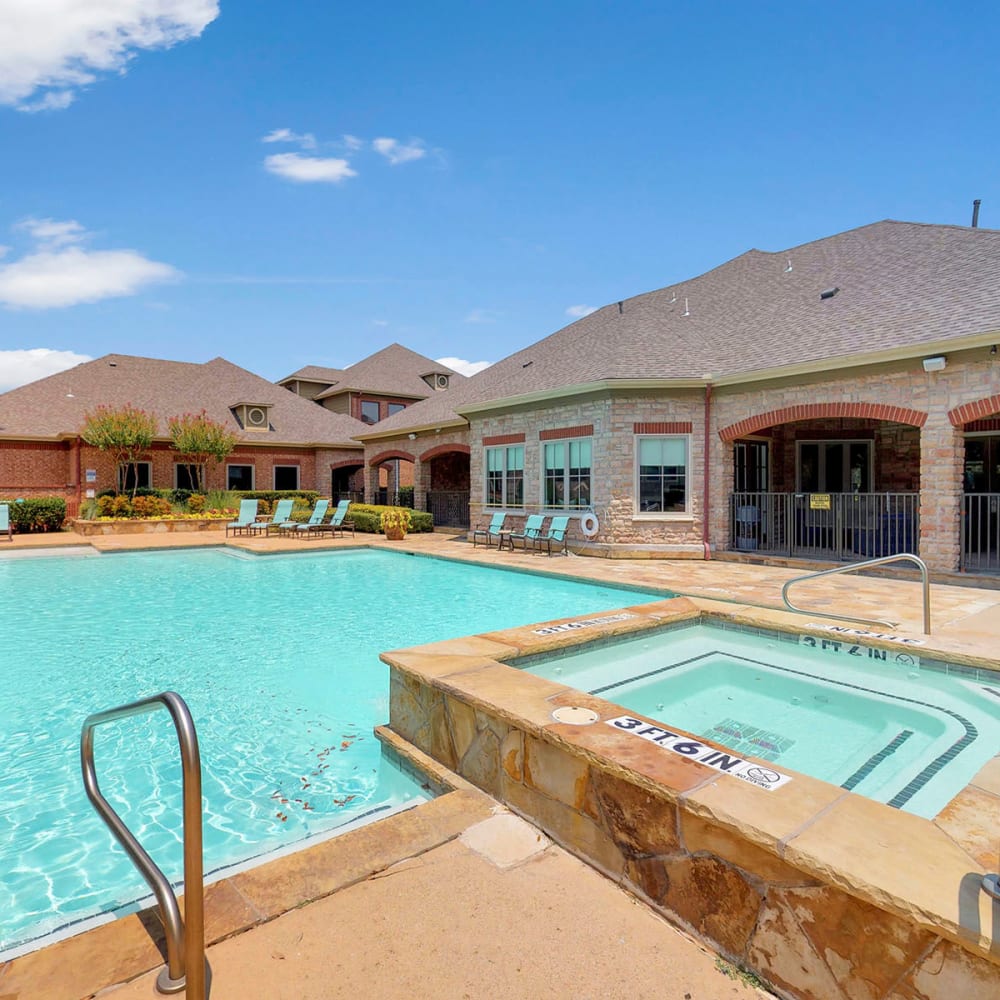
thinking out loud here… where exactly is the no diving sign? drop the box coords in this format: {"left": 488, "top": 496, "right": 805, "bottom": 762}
{"left": 606, "top": 716, "right": 794, "bottom": 791}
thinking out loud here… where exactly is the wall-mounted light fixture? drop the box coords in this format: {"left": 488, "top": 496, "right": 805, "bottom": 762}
{"left": 991, "top": 345, "right": 997, "bottom": 356}
{"left": 922, "top": 356, "right": 947, "bottom": 373}
{"left": 407, "top": 432, "right": 417, "bottom": 440}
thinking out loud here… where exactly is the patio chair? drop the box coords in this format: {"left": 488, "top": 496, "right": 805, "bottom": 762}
{"left": 472, "top": 512, "right": 507, "bottom": 548}
{"left": 248, "top": 498, "right": 295, "bottom": 536}
{"left": 226, "top": 499, "right": 259, "bottom": 537}
{"left": 507, "top": 514, "right": 545, "bottom": 551}
{"left": 307, "top": 499, "right": 355, "bottom": 537}
{"left": 0, "top": 503, "right": 11, "bottom": 542}
{"left": 532, "top": 515, "right": 570, "bottom": 556}
{"left": 293, "top": 498, "right": 331, "bottom": 537}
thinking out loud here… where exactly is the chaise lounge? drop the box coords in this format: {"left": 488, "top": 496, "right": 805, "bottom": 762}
{"left": 305, "top": 499, "right": 355, "bottom": 537}
{"left": 292, "top": 498, "right": 331, "bottom": 537}
{"left": 226, "top": 499, "right": 259, "bottom": 537}
{"left": 248, "top": 498, "right": 295, "bottom": 537}
{"left": 0, "top": 503, "right": 11, "bottom": 542}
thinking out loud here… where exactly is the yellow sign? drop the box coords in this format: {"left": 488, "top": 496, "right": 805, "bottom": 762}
{"left": 810, "top": 494, "right": 831, "bottom": 510}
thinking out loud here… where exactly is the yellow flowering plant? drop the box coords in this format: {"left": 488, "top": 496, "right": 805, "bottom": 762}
{"left": 379, "top": 507, "right": 413, "bottom": 535}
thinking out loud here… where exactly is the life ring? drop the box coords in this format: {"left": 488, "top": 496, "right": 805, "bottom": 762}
{"left": 580, "top": 512, "right": 600, "bottom": 538}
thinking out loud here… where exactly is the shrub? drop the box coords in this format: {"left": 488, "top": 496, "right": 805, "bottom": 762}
{"left": 348, "top": 503, "right": 433, "bottom": 533}
{"left": 187, "top": 493, "right": 206, "bottom": 514}
{"left": 1, "top": 497, "right": 67, "bottom": 533}
{"left": 97, "top": 494, "right": 132, "bottom": 518}
{"left": 130, "top": 495, "right": 173, "bottom": 518}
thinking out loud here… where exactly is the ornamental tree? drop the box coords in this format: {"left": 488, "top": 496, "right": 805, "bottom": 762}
{"left": 167, "top": 410, "right": 238, "bottom": 492}
{"left": 79, "top": 404, "right": 157, "bottom": 498}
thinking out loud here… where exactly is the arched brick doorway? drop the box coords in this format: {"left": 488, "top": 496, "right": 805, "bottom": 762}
{"left": 720, "top": 402, "right": 926, "bottom": 561}
{"left": 420, "top": 444, "right": 471, "bottom": 528}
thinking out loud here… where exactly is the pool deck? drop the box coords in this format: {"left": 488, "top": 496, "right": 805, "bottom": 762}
{"left": 2, "top": 527, "right": 999, "bottom": 999}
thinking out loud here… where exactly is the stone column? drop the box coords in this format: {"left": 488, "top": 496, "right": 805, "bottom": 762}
{"left": 414, "top": 457, "right": 429, "bottom": 512}
{"left": 917, "top": 417, "right": 963, "bottom": 572}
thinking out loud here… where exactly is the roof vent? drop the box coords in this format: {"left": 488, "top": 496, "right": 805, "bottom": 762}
{"left": 522, "top": 360, "right": 533, "bottom": 368}
{"left": 108, "top": 362, "right": 117, "bottom": 367}
{"left": 820, "top": 287, "right": 840, "bottom": 300}
{"left": 435, "top": 373, "right": 449, "bottom": 389}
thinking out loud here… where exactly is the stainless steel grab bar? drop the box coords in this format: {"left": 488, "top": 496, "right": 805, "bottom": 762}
{"left": 80, "top": 691, "right": 207, "bottom": 998}
{"left": 781, "top": 553, "right": 932, "bottom": 635}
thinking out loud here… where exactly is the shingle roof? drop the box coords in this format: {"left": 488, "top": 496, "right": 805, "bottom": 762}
{"left": 0, "top": 354, "right": 366, "bottom": 447}
{"left": 279, "top": 343, "right": 466, "bottom": 399}
{"left": 364, "top": 220, "right": 1000, "bottom": 436}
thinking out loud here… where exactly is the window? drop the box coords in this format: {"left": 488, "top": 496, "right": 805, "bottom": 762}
{"left": 273, "top": 465, "right": 300, "bottom": 490}
{"left": 797, "top": 440, "right": 871, "bottom": 492}
{"left": 118, "top": 462, "right": 152, "bottom": 492}
{"left": 174, "top": 463, "right": 204, "bottom": 492}
{"left": 543, "top": 439, "right": 591, "bottom": 509}
{"left": 636, "top": 436, "right": 688, "bottom": 513}
{"left": 360, "top": 400, "right": 380, "bottom": 424}
{"left": 485, "top": 445, "right": 524, "bottom": 507}
{"left": 227, "top": 464, "right": 254, "bottom": 490}
{"left": 387, "top": 403, "right": 406, "bottom": 416}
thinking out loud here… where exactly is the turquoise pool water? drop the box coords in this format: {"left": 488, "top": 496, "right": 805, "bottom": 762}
{"left": 0, "top": 547, "right": 662, "bottom": 955}
{"left": 525, "top": 623, "right": 1000, "bottom": 818}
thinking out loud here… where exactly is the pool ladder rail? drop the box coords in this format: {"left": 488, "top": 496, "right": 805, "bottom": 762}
{"left": 80, "top": 691, "right": 209, "bottom": 999}
{"left": 781, "top": 552, "right": 932, "bottom": 636}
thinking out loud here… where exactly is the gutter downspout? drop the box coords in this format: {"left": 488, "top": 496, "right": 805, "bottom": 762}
{"left": 703, "top": 383, "right": 712, "bottom": 560}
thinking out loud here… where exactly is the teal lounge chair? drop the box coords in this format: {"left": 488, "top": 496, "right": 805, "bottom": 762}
{"left": 472, "top": 512, "right": 507, "bottom": 548}
{"left": 249, "top": 498, "right": 295, "bottom": 536}
{"left": 508, "top": 514, "right": 545, "bottom": 551}
{"left": 532, "top": 515, "right": 570, "bottom": 555}
{"left": 294, "top": 498, "right": 331, "bottom": 537}
{"left": 307, "top": 499, "right": 354, "bottom": 537}
{"left": 0, "top": 503, "right": 11, "bottom": 542}
{"left": 226, "top": 499, "right": 259, "bottom": 537}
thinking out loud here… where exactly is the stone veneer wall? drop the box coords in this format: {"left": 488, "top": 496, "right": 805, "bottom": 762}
{"left": 385, "top": 606, "right": 1000, "bottom": 1000}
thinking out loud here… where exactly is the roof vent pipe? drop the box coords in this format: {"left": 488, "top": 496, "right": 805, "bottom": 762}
{"left": 617, "top": 301, "right": 623, "bottom": 315}
{"left": 972, "top": 199, "right": 981, "bottom": 228}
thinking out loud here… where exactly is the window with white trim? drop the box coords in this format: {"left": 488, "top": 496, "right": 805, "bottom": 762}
{"left": 636, "top": 436, "right": 689, "bottom": 513}
{"left": 485, "top": 445, "right": 524, "bottom": 507}
{"left": 543, "top": 438, "right": 591, "bottom": 509}
{"left": 227, "top": 464, "right": 254, "bottom": 490}
{"left": 174, "top": 463, "right": 204, "bottom": 491}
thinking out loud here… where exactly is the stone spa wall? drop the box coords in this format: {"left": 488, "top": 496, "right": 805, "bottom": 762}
{"left": 382, "top": 598, "right": 1000, "bottom": 1000}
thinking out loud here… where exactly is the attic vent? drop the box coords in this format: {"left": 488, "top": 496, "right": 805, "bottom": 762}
{"left": 247, "top": 406, "right": 267, "bottom": 427}
{"left": 232, "top": 402, "right": 272, "bottom": 432}
{"left": 435, "top": 374, "right": 449, "bottom": 389}
{"left": 820, "top": 287, "right": 840, "bottom": 300}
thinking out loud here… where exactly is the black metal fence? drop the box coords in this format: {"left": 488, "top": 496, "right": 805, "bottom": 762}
{"left": 331, "top": 490, "right": 365, "bottom": 507}
{"left": 962, "top": 493, "right": 1000, "bottom": 572}
{"left": 373, "top": 489, "right": 414, "bottom": 509}
{"left": 729, "top": 492, "right": 919, "bottom": 561}
{"left": 425, "top": 490, "right": 470, "bottom": 528}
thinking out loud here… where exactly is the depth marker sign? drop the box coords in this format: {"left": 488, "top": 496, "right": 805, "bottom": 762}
{"left": 606, "top": 716, "right": 794, "bottom": 791}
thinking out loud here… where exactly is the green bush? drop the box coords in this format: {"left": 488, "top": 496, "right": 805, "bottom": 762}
{"left": 1, "top": 497, "right": 67, "bottom": 533}
{"left": 348, "top": 503, "right": 433, "bottom": 533}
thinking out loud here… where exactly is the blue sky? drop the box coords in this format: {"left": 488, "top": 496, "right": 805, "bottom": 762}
{"left": 0, "top": 2, "right": 997, "bottom": 391}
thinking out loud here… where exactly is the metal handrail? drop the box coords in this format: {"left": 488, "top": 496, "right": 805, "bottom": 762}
{"left": 781, "top": 552, "right": 932, "bottom": 635}
{"left": 80, "top": 691, "right": 207, "bottom": 998}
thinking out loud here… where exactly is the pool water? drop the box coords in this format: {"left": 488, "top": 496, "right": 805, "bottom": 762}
{"left": 525, "top": 623, "right": 1000, "bottom": 818}
{"left": 0, "top": 547, "right": 662, "bottom": 955}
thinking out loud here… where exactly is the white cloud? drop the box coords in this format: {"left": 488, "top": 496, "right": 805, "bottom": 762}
{"left": 17, "top": 217, "right": 86, "bottom": 248}
{"left": 264, "top": 152, "right": 357, "bottom": 184}
{"left": 463, "top": 308, "right": 500, "bottom": 324}
{"left": 342, "top": 134, "right": 364, "bottom": 150}
{"left": 0, "top": 219, "right": 179, "bottom": 308}
{"left": 437, "top": 356, "right": 491, "bottom": 377}
{"left": 261, "top": 128, "right": 317, "bottom": 150}
{"left": 373, "top": 137, "right": 426, "bottom": 165}
{"left": 0, "top": 1, "right": 219, "bottom": 111}
{"left": 566, "top": 304, "right": 598, "bottom": 318}
{"left": 0, "top": 348, "right": 92, "bottom": 392}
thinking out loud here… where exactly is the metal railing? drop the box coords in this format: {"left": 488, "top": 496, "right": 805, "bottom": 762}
{"left": 730, "top": 491, "right": 919, "bottom": 562}
{"left": 781, "top": 553, "right": 931, "bottom": 635}
{"left": 425, "top": 490, "right": 470, "bottom": 528}
{"left": 80, "top": 691, "right": 208, "bottom": 998}
{"left": 961, "top": 493, "right": 1000, "bottom": 572}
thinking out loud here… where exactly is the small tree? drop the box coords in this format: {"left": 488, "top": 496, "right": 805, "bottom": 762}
{"left": 168, "top": 410, "right": 238, "bottom": 493}
{"left": 80, "top": 404, "right": 157, "bottom": 498}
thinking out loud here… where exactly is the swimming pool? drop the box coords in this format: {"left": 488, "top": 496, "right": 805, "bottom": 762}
{"left": 0, "top": 547, "right": 663, "bottom": 955}
{"left": 524, "top": 621, "right": 1000, "bottom": 818}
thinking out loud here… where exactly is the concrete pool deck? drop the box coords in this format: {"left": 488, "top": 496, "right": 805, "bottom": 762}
{"left": 2, "top": 527, "right": 999, "bottom": 998}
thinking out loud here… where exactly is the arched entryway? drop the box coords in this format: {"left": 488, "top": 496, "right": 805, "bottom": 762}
{"left": 720, "top": 403, "right": 926, "bottom": 561}
{"left": 368, "top": 449, "right": 416, "bottom": 507}
{"left": 951, "top": 396, "right": 1000, "bottom": 572}
{"left": 330, "top": 460, "right": 364, "bottom": 505}
{"left": 420, "top": 444, "right": 471, "bottom": 528}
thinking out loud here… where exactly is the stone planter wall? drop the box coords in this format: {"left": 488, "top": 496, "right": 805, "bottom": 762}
{"left": 72, "top": 518, "right": 228, "bottom": 536}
